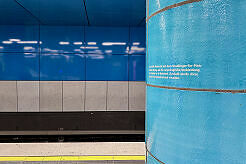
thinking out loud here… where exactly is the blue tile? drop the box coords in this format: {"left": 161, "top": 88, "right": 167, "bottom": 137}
{"left": 0, "top": 25, "right": 39, "bottom": 53}
{"left": 129, "top": 55, "right": 146, "bottom": 81}
{"left": 0, "top": 1, "right": 39, "bottom": 25}
{"left": 86, "top": 54, "right": 128, "bottom": 81}
{"left": 17, "top": 0, "right": 88, "bottom": 25}
{"left": 129, "top": 27, "right": 146, "bottom": 55}
{"left": 40, "top": 26, "right": 84, "bottom": 54}
{"left": 0, "top": 53, "right": 39, "bottom": 80}
{"left": 85, "top": 27, "right": 129, "bottom": 55}
{"left": 85, "top": 0, "right": 145, "bottom": 26}
{"left": 40, "top": 53, "right": 85, "bottom": 80}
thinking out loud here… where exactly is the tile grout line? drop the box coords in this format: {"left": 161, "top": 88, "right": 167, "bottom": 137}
{"left": 106, "top": 81, "right": 108, "bottom": 111}
{"left": 62, "top": 81, "right": 64, "bottom": 112}
{"left": 16, "top": 81, "right": 18, "bottom": 112}
{"left": 128, "top": 26, "right": 131, "bottom": 111}
{"left": 83, "top": 25, "right": 86, "bottom": 112}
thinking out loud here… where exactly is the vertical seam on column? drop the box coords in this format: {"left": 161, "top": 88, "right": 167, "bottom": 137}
{"left": 16, "top": 81, "right": 18, "bottom": 112}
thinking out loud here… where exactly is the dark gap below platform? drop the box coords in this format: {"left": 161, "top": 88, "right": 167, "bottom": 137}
{"left": 0, "top": 134, "right": 144, "bottom": 143}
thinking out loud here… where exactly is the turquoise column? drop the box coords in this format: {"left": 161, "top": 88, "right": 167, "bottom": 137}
{"left": 146, "top": 0, "right": 246, "bottom": 163}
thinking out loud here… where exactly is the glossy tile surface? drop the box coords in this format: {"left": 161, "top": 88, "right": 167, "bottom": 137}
{"left": 85, "top": 27, "right": 129, "bottom": 55}
{"left": 129, "top": 55, "right": 146, "bottom": 81}
{"left": 0, "top": 25, "right": 39, "bottom": 53}
{"left": 40, "top": 54, "right": 85, "bottom": 80}
{"left": 129, "top": 27, "right": 146, "bottom": 55}
{"left": 40, "top": 26, "right": 84, "bottom": 54}
{"left": 0, "top": 53, "right": 39, "bottom": 80}
{"left": 86, "top": 54, "right": 128, "bottom": 81}
{"left": 17, "top": 0, "right": 88, "bottom": 25}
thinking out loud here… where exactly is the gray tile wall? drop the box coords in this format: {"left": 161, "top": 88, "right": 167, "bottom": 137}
{"left": 63, "top": 81, "right": 85, "bottom": 112}
{"left": 17, "top": 81, "right": 39, "bottom": 112}
{"left": 0, "top": 81, "right": 17, "bottom": 112}
{"left": 0, "top": 81, "right": 146, "bottom": 112}
{"left": 40, "top": 81, "right": 62, "bottom": 112}
{"left": 85, "top": 81, "right": 107, "bottom": 111}
{"left": 129, "top": 82, "right": 146, "bottom": 111}
{"left": 107, "top": 81, "right": 128, "bottom": 111}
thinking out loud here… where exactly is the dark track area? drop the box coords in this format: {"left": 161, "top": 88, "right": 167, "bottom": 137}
{"left": 0, "top": 134, "right": 144, "bottom": 143}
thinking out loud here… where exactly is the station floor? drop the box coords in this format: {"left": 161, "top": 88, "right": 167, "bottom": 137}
{"left": 0, "top": 142, "right": 145, "bottom": 164}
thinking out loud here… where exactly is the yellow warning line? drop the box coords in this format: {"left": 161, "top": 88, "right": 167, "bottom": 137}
{"left": 0, "top": 156, "right": 145, "bottom": 161}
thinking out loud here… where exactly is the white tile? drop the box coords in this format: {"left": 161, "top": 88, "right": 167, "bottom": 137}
{"left": 40, "top": 81, "right": 62, "bottom": 112}
{"left": 129, "top": 82, "right": 146, "bottom": 111}
{"left": 107, "top": 81, "right": 128, "bottom": 111}
{"left": 17, "top": 81, "right": 39, "bottom": 112}
{"left": 63, "top": 81, "right": 85, "bottom": 112}
{"left": 85, "top": 81, "right": 107, "bottom": 111}
{"left": 0, "top": 81, "right": 17, "bottom": 112}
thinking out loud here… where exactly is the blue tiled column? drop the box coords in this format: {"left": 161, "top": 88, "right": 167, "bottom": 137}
{"left": 146, "top": 0, "right": 246, "bottom": 163}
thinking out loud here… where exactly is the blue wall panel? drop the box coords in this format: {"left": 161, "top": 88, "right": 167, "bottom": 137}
{"left": 40, "top": 26, "right": 84, "bottom": 54}
{"left": 129, "top": 27, "right": 146, "bottom": 55}
{"left": 85, "top": 27, "right": 129, "bottom": 55}
{"left": 0, "top": 25, "right": 39, "bottom": 53}
{"left": 17, "top": 0, "right": 88, "bottom": 25}
{"left": 85, "top": 0, "right": 145, "bottom": 26}
{"left": 0, "top": 1, "right": 39, "bottom": 25}
{"left": 86, "top": 54, "right": 128, "bottom": 81}
{"left": 40, "top": 53, "right": 85, "bottom": 80}
{"left": 0, "top": 53, "right": 39, "bottom": 80}
{"left": 129, "top": 55, "right": 145, "bottom": 81}
{"left": 0, "top": 26, "right": 145, "bottom": 81}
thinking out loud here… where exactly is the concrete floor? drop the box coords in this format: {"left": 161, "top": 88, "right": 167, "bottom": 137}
{"left": 0, "top": 142, "right": 145, "bottom": 164}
